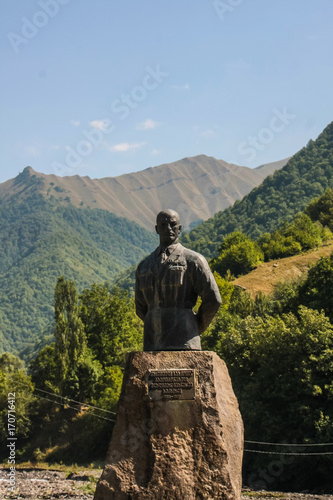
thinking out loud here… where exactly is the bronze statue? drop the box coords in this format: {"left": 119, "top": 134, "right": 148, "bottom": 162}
{"left": 135, "top": 209, "right": 221, "bottom": 350}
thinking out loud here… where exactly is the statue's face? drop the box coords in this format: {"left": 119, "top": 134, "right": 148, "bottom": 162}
{"left": 156, "top": 212, "right": 182, "bottom": 247}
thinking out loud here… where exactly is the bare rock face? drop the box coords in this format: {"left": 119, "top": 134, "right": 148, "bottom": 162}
{"left": 94, "top": 351, "right": 244, "bottom": 500}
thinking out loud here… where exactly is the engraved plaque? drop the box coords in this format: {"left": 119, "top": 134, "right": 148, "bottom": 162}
{"left": 148, "top": 369, "right": 196, "bottom": 400}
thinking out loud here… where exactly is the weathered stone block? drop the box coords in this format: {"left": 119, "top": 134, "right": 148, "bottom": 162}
{"left": 94, "top": 351, "right": 243, "bottom": 500}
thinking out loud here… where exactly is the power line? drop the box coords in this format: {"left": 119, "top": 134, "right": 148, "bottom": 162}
{"left": 18, "top": 391, "right": 333, "bottom": 456}
{"left": 20, "top": 392, "right": 85, "bottom": 413}
{"left": 33, "top": 386, "right": 117, "bottom": 415}
{"left": 31, "top": 393, "right": 86, "bottom": 413}
{"left": 16, "top": 381, "right": 117, "bottom": 416}
{"left": 244, "top": 449, "right": 333, "bottom": 456}
{"left": 14, "top": 383, "right": 333, "bottom": 451}
{"left": 245, "top": 440, "right": 333, "bottom": 447}
{"left": 21, "top": 392, "right": 116, "bottom": 423}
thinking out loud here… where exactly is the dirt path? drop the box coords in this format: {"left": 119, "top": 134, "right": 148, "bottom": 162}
{"left": 1, "top": 468, "right": 333, "bottom": 500}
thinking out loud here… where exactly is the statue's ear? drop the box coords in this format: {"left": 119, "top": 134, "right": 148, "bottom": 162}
{"left": 155, "top": 224, "right": 159, "bottom": 235}
{"left": 179, "top": 224, "right": 182, "bottom": 233}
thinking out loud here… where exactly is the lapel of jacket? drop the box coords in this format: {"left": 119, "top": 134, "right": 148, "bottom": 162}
{"left": 167, "top": 243, "right": 183, "bottom": 263}
{"left": 156, "top": 243, "right": 184, "bottom": 282}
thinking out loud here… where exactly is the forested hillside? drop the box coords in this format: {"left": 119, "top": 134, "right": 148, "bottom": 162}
{"left": 0, "top": 194, "right": 157, "bottom": 354}
{"left": 182, "top": 121, "right": 333, "bottom": 258}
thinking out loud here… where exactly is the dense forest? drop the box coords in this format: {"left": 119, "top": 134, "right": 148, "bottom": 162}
{"left": 1, "top": 188, "right": 333, "bottom": 491}
{"left": 182, "top": 121, "right": 333, "bottom": 258}
{"left": 0, "top": 194, "right": 157, "bottom": 355}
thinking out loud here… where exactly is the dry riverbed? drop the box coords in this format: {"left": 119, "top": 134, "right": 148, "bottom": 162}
{"left": 0, "top": 467, "right": 332, "bottom": 500}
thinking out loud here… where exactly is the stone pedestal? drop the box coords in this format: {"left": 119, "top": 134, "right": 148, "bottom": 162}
{"left": 94, "top": 351, "right": 243, "bottom": 500}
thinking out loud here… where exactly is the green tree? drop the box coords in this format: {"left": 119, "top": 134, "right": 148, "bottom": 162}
{"left": 80, "top": 284, "right": 143, "bottom": 368}
{"left": 54, "top": 276, "right": 86, "bottom": 395}
{"left": 29, "top": 344, "right": 57, "bottom": 392}
{"left": 298, "top": 252, "right": 333, "bottom": 322}
{"left": 93, "top": 365, "right": 123, "bottom": 412}
{"left": 305, "top": 187, "right": 333, "bottom": 230}
{"left": 53, "top": 276, "right": 101, "bottom": 399}
{"left": 211, "top": 231, "right": 263, "bottom": 277}
{"left": 200, "top": 273, "right": 236, "bottom": 350}
{"left": 283, "top": 213, "right": 329, "bottom": 250}
{"left": 0, "top": 353, "right": 34, "bottom": 448}
{"left": 216, "top": 306, "right": 333, "bottom": 490}
{"left": 258, "top": 232, "right": 302, "bottom": 260}
{"left": 228, "top": 286, "right": 255, "bottom": 318}
{"left": 258, "top": 213, "right": 331, "bottom": 261}
{"left": 269, "top": 276, "right": 305, "bottom": 316}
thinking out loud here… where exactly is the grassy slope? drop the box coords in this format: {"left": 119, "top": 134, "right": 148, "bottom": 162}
{"left": 233, "top": 240, "right": 333, "bottom": 297}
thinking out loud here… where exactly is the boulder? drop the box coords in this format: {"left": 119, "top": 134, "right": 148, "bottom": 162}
{"left": 94, "top": 351, "right": 243, "bottom": 500}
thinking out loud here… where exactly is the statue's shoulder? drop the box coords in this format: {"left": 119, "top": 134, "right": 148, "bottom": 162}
{"left": 136, "top": 249, "right": 156, "bottom": 275}
{"left": 178, "top": 244, "right": 209, "bottom": 267}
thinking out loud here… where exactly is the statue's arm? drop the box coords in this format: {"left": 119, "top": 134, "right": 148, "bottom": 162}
{"left": 193, "top": 256, "right": 222, "bottom": 334}
{"left": 135, "top": 269, "right": 148, "bottom": 321}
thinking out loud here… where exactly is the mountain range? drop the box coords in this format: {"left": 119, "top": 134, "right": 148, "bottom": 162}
{"left": 0, "top": 156, "right": 288, "bottom": 231}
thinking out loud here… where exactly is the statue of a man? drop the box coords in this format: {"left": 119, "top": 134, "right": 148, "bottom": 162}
{"left": 135, "top": 209, "right": 222, "bottom": 350}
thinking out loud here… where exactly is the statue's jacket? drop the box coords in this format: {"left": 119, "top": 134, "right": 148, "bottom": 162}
{"left": 135, "top": 243, "right": 221, "bottom": 350}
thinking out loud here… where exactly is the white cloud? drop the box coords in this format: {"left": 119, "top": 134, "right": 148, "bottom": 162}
{"left": 90, "top": 119, "right": 111, "bottom": 131}
{"left": 110, "top": 142, "right": 146, "bottom": 152}
{"left": 171, "top": 83, "right": 190, "bottom": 90}
{"left": 150, "top": 149, "right": 160, "bottom": 155}
{"left": 70, "top": 119, "right": 80, "bottom": 127}
{"left": 136, "top": 118, "right": 161, "bottom": 130}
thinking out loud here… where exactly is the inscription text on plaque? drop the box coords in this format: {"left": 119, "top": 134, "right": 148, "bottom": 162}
{"left": 148, "top": 369, "right": 196, "bottom": 400}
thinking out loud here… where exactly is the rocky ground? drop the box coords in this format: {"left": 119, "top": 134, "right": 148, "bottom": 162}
{"left": 0, "top": 468, "right": 332, "bottom": 500}
{"left": 0, "top": 468, "right": 100, "bottom": 500}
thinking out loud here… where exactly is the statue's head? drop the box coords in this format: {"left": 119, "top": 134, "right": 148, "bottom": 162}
{"left": 155, "top": 209, "right": 182, "bottom": 247}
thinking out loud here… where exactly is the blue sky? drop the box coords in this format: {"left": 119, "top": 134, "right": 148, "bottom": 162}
{"left": 1, "top": 0, "right": 333, "bottom": 184}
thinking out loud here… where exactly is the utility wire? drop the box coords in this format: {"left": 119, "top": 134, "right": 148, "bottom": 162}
{"left": 33, "top": 386, "right": 117, "bottom": 415}
{"left": 244, "top": 449, "right": 333, "bottom": 456}
{"left": 21, "top": 392, "right": 116, "bottom": 423}
{"left": 244, "top": 440, "right": 333, "bottom": 447}
{"left": 16, "top": 381, "right": 117, "bottom": 415}
{"left": 20, "top": 389, "right": 333, "bottom": 455}
{"left": 31, "top": 393, "right": 86, "bottom": 413}
{"left": 16, "top": 383, "right": 333, "bottom": 452}
{"left": 20, "top": 392, "right": 86, "bottom": 413}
